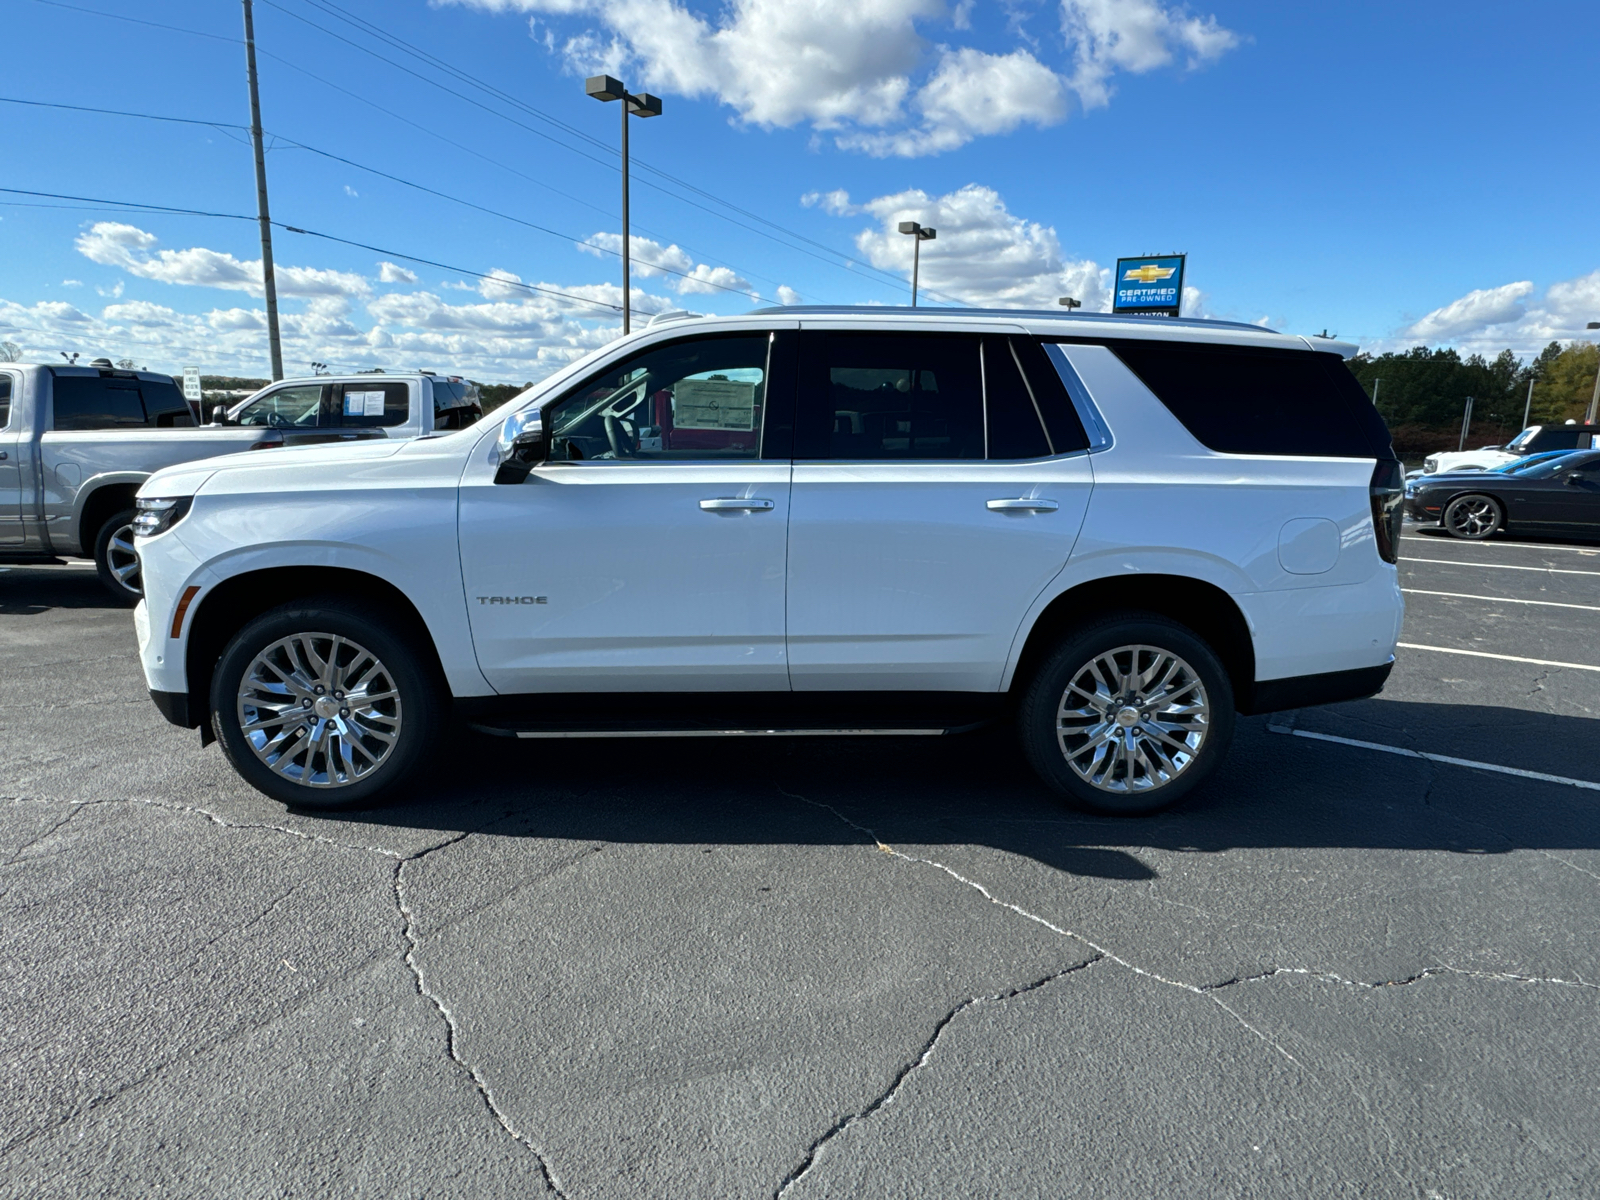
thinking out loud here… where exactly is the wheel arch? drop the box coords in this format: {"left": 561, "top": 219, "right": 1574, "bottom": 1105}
{"left": 1007, "top": 573, "right": 1256, "bottom": 712}
{"left": 183, "top": 565, "right": 451, "bottom": 733}
{"left": 76, "top": 476, "right": 147, "bottom": 556}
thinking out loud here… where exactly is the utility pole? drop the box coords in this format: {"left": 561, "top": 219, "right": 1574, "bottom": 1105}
{"left": 1371, "top": 378, "right": 1382, "bottom": 408}
{"left": 1458, "top": 395, "right": 1475, "bottom": 452}
{"left": 241, "top": 1, "right": 283, "bottom": 381}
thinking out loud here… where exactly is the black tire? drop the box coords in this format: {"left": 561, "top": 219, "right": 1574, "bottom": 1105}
{"left": 210, "top": 597, "right": 444, "bottom": 810}
{"left": 1442, "top": 494, "right": 1502, "bottom": 540}
{"left": 93, "top": 509, "right": 142, "bottom": 604}
{"left": 1018, "top": 614, "right": 1235, "bottom": 816}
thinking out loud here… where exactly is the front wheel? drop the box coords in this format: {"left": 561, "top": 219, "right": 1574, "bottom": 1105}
{"left": 210, "top": 599, "right": 443, "bottom": 809}
{"left": 93, "top": 509, "right": 142, "bottom": 604}
{"left": 1443, "top": 494, "right": 1502, "bottom": 540}
{"left": 1019, "top": 615, "right": 1235, "bottom": 816}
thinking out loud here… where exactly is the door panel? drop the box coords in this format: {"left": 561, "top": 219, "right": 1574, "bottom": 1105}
{"left": 786, "top": 460, "right": 1091, "bottom": 690}
{"left": 0, "top": 374, "right": 19, "bottom": 544}
{"left": 459, "top": 462, "right": 791, "bottom": 692}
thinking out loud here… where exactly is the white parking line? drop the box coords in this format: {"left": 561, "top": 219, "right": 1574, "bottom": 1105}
{"left": 1405, "top": 558, "right": 1600, "bottom": 577}
{"left": 1397, "top": 642, "right": 1600, "bottom": 672}
{"left": 1402, "top": 588, "right": 1600, "bottom": 613}
{"left": 1402, "top": 535, "right": 1600, "bottom": 556}
{"left": 1265, "top": 726, "right": 1600, "bottom": 792}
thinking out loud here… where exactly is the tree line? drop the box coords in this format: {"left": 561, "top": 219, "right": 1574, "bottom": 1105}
{"left": 1345, "top": 341, "right": 1598, "bottom": 457}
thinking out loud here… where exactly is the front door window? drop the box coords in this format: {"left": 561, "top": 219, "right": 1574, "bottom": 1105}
{"left": 235, "top": 384, "right": 325, "bottom": 428}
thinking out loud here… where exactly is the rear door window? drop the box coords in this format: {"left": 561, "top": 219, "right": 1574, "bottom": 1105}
{"left": 0, "top": 375, "right": 11, "bottom": 429}
{"left": 334, "top": 381, "right": 409, "bottom": 428}
{"left": 50, "top": 376, "right": 147, "bottom": 430}
{"left": 1106, "top": 341, "right": 1393, "bottom": 458}
{"left": 796, "top": 332, "right": 984, "bottom": 460}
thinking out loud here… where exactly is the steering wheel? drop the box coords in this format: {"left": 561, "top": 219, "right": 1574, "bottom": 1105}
{"left": 604, "top": 413, "right": 636, "bottom": 458}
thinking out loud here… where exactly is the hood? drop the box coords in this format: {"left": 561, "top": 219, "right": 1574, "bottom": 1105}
{"left": 139, "top": 463, "right": 219, "bottom": 500}
{"left": 142, "top": 437, "right": 408, "bottom": 497}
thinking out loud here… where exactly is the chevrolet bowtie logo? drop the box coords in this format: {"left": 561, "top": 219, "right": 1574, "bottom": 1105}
{"left": 1122, "top": 264, "right": 1177, "bottom": 284}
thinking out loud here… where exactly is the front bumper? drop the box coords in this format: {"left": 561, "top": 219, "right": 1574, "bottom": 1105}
{"left": 1405, "top": 495, "right": 1443, "bottom": 523}
{"left": 149, "top": 689, "right": 194, "bottom": 728}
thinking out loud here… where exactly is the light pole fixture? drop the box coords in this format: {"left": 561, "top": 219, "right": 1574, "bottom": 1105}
{"left": 1058, "top": 297, "right": 1081, "bottom": 310}
{"left": 586, "top": 75, "right": 663, "bottom": 335}
{"left": 897, "top": 221, "right": 936, "bottom": 306}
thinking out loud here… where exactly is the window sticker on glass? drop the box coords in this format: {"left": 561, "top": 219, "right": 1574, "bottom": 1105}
{"left": 674, "top": 377, "right": 755, "bottom": 431}
{"left": 345, "top": 389, "right": 386, "bottom": 417}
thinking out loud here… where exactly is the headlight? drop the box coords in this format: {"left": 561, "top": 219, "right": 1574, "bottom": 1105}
{"left": 133, "top": 496, "right": 193, "bottom": 538}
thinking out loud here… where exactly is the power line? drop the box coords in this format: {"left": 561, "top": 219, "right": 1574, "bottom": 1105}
{"left": 0, "top": 96, "right": 765, "bottom": 303}
{"left": 0, "top": 186, "right": 633, "bottom": 316}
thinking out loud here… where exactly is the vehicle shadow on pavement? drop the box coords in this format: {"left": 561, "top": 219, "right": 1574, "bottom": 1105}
{"left": 320, "top": 699, "right": 1600, "bottom": 880}
{"left": 0, "top": 566, "right": 125, "bottom": 616}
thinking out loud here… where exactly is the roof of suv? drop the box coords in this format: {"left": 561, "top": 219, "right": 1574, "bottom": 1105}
{"left": 712, "top": 306, "right": 1358, "bottom": 358}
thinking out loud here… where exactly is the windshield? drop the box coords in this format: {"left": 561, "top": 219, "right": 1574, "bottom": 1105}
{"left": 1519, "top": 450, "right": 1600, "bottom": 479}
{"left": 1494, "top": 451, "right": 1570, "bottom": 474}
{"left": 1504, "top": 427, "right": 1539, "bottom": 452}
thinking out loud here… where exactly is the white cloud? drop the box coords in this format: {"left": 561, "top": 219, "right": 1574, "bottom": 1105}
{"left": 802, "top": 188, "right": 856, "bottom": 216}
{"left": 61, "top": 280, "right": 82, "bottom": 288}
{"left": 344, "top": 185, "right": 360, "bottom": 198}
{"left": 378, "top": 261, "right": 419, "bottom": 284}
{"left": 1387, "top": 273, "right": 1600, "bottom": 356}
{"left": 447, "top": 0, "right": 1237, "bottom": 156}
{"left": 777, "top": 285, "right": 803, "bottom": 305}
{"left": 75, "top": 222, "right": 370, "bottom": 299}
{"left": 577, "top": 233, "right": 752, "bottom": 296}
{"left": 832, "top": 184, "right": 1112, "bottom": 309}
{"left": 1060, "top": 0, "right": 1241, "bottom": 109}
{"left": 1401, "top": 281, "right": 1533, "bottom": 342}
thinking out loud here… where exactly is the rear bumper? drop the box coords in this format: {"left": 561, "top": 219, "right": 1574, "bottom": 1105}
{"left": 1241, "top": 661, "right": 1393, "bottom": 716}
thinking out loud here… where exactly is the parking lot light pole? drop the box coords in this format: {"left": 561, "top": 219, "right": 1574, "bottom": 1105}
{"left": 897, "top": 221, "right": 936, "bottom": 306}
{"left": 586, "top": 76, "right": 662, "bottom": 335}
{"left": 1586, "top": 322, "right": 1600, "bottom": 424}
{"left": 241, "top": 0, "right": 283, "bottom": 381}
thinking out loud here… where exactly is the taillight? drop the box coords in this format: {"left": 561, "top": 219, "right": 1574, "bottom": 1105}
{"left": 1370, "top": 459, "right": 1404, "bottom": 564}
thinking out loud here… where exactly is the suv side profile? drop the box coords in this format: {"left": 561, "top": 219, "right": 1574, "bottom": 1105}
{"left": 132, "top": 309, "right": 1404, "bottom": 816}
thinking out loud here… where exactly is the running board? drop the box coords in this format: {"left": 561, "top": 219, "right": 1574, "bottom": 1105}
{"left": 476, "top": 725, "right": 951, "bottom": 740}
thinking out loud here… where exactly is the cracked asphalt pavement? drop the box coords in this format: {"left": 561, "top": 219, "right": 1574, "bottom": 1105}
{"left": 3, "top": 527, "right": 1598, "bottom": 1198}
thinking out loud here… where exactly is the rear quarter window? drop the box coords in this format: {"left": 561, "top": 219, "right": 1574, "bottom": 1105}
{"left": 1107, "top": 341, "right": 1393, "bottom": 459}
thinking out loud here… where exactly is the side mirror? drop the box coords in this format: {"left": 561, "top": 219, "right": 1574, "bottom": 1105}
{"left": 493, "top": 409, "right": 546, "bottom": 484}
{"left": 1565, "top": 472, "right": 1584, "bottom": 486}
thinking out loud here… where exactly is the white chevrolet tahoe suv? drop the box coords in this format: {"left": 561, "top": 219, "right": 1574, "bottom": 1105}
{"left": 132, "top": 309, "right": 1405, "bottom": 816}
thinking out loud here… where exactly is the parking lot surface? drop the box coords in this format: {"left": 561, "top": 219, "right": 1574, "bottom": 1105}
{"left": 3, "top": 526, "right": 1598, "bottom": 1198}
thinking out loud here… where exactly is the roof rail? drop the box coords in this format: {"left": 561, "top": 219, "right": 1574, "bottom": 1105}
{"left": 646, "top": 310, "right": 698, "bottom": 328}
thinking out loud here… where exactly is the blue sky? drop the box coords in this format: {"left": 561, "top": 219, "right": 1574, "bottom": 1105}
{"left": 2, "top": 0, "right": 1597, "bottom": 381}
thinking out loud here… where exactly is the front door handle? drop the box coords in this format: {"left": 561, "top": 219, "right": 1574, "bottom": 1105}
{"left": 700, "top": 497, "right": 775, "bottom": 512}
{"left": 987, "top": 498, "right": 1059, "bottom": 513}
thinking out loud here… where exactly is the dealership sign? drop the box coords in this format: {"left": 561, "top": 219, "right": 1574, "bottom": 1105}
{"left": 1113, "top": 255, "right": 1185, "bottom": 318}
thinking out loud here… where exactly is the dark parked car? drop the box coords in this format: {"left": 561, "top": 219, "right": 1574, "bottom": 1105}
{"left": 1407, "top": 449, "right": 1600, "bottom": 540}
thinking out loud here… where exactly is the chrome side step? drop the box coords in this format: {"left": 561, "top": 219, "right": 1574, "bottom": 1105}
{"left": 494, "top": 726, "right": 950, "bottom": 739}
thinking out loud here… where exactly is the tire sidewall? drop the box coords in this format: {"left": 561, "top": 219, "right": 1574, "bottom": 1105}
{"left": 1019, "top": 614, "right": 1235, "bottom": 816}
{"left": 210, "top": 599, "right": 441, "bottom": 809}
{"left": 93, "top": 509, "right": 141, "bottom": 605}
{"left": 1444, "top": 494, "right": 1501, "bottom": 540}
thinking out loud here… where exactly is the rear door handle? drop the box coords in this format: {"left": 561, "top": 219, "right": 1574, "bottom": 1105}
{"left": 700, "top": 497, "right": 775, "bottom": 512}
{"left": 987, "top": 498, "right": 1059, "bottom": 513}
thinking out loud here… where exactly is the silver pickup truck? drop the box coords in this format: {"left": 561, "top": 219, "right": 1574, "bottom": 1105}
{"left": 0, "top": 364, "right": 481, "bottom": 600}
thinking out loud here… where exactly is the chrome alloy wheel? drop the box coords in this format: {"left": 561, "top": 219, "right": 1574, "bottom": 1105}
{"left": 1056, "top": 644, "right": 1210, "bottom": 794}
{"left": 106, "top": 521, "right": 141, "bottom": 596}
{"left": 1444, "top": 495, "right": 1498, "bottom": 539}
{"left": 236, "top": 632, "right": 402, "bottom": 789}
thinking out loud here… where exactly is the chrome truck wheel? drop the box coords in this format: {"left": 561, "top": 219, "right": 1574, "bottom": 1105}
{"left": 94, "top": 510, "right": 142, "bottom": 603}
{"left": 1020, "top": 615, "right": 1235, "bottom": 815}
{"left": 211, "top": 599, "right": 443, "bottom": 809}
{"left": 1056, "top": 644, "right": 1210, "bottom": 795}
{"left": 237, "top": 633, "right": 402, "bottom": 789}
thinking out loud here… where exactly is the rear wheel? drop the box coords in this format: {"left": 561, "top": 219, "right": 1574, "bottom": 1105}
{"left": 93, "top": 509, "right": 141, "bottom": 604}
{"left": 1443, "top": 494, "right": 1502, "bottom": 540}
{"left": 210, "top": 598, "right": 443, "bottom": 809}
{"left": 1019, "top": 614, "right": 1234, "bottom": 816}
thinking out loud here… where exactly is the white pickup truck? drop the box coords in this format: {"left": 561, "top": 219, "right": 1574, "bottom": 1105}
{"left": 0, "top": 364, "right": 480, "bottom": 600}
